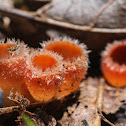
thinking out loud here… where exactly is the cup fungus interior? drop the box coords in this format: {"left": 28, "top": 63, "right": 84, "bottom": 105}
{"left": 32, "top": 54, "right": 57, "bottom": 72}
{"left": 45, "top": 41, "right": 82, "bottom": 61}
{"left": 110, "top": 45, "right": 126, "bottom": 65}
{"left": 0, "top": 43, "right": 16, "bottom": 60}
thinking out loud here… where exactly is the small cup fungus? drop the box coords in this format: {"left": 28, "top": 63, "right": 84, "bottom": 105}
{"left": 0, "top": 39, "right": 33, "bottom": 106}
{"left": 101, "top": 40, "right": 126, "bottom": 87}
{"left": 24, "top": 50, "right": 63, "bottom": 102}
{"left": 43, "top": 38, "right": 89, "bottom": 99}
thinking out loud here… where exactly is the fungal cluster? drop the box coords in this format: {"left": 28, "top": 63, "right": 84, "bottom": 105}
{"left": 0, "top": 38, "right": 89, "bottom": 106}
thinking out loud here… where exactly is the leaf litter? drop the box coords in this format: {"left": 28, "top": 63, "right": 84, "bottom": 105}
{"left": 41, "top": 0, "right": 126, "bottom": 28}
{"left": 0, "top": 1, "right": 126, "bottom": 125}
{"left": 0, "top": 77, "right": 125, "bottom": 125}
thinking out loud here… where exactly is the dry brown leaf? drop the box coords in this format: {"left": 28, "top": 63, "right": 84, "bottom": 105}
{"left": 103, "top": 84, "right": 126, "bottom": 114}
{"left": 58, "top": 77, "right": 126, "bottom": 126}
{"left": 43, "top": 0, "right": 126, "bottom": 28}
{"left": 79, "top": 77, "right": 126, "bottom": 115}
{"left": 58, "top": 78, "right": 104, "bottom": 126}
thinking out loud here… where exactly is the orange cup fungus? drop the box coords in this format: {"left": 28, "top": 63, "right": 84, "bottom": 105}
{"left": 0, "top": 39, "right": 33, "bottom": 106}
{"left": 101, "top": 40, "right": 126, "bottom": 87}
{"left": 24, "top": 50, "right": 63, "bottom": 102}
{"left": 43, "top": 38, "right": 89, "bottom": 99}
{"left": 0, "top": 38, "right": 89, "bottom": 106}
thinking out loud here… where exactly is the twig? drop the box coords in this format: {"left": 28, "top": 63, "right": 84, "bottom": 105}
{"left": 24, "top": 110, "right": 36, "bottom": 116}
{"left": 96, "top": 78, "right": 104, "bottom": 112}
{"left": 7, "top": 92, "right": 35, "bottom": 117}
{"left": 8, "top": 98, "right": 24, "bottom": 109}
{"left": 94, "top": 78, "right": 105, "bottom": 126}
{"left": 98, "top": 110, "right": 115, "bottom": 126}
{"left": 96, "top": 78, "right": 115, "bottom": 126}
{"left": 0, "top": 106, "right": 20, "bottom": 115}
{"left": 90, "top": 0, "right": 115, "bottom": 28}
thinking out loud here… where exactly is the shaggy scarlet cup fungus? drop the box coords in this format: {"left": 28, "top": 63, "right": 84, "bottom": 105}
{"left": 43, "top": 38, "right": 89, "bottom": 99}
{"left": 25, "top": 50, "right": 64, "bottom": 102}
{"left": 0, "top": 39, "right": 33, "bottom": 106}
{"left": 0, "top": 38, "right": 89, "bottom": 105}
{"left": 101, "top": 40, "right": 126, "bottom": 87}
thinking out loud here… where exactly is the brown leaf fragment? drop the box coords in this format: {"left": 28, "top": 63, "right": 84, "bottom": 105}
{"left": 58, "top": 77, "right": 104, "bottom": 126}
{"left": 58, "top": 77, "right": 126, "bottom": 126}
{"left": 114, "top": 104, "right": 126, "bottom": 126}
{"left": 0, "top": 105, "right": 20, "bottom": 115}
{"left": 103, "top": 84, "right": 126, "bottom": 114}
{"left": 42, "top": 0, "right": 126, "bottom": 28}
{"left": 80, "top": 77, "right": 126, "bottom": 115}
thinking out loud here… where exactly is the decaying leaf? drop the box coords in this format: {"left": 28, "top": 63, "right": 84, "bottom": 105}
{"left": 58, "top": 77, "right": 126, "bottom": 126}
{"left": 42, "top": 0, "right": 126, "bottom": 28}
{"left": 114, "top": 104, "right": 126, "bottom": 126}
{"left": 58, "top": 78, "right": 103, "bottom": 126}
{"left": 103, "top": 84, "right": 126, "bottom": 114}
{"left": 79, "top": 77, "right": 126, "bottom": 115}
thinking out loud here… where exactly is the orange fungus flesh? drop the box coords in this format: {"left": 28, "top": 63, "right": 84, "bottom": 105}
{"left": 25, "top": 75, "right": 61, "bottom": 102}
{"left": 55, "top": 66, "right": 87, "bottom": 99}
{"left": 33, "top": 55, "right": 57, "bottom": 72}
{"left": 44, "top": 41, "right": 82, "bottom": 60}
{"left": 101, "top": 41, "right": 126, "bottom": 87}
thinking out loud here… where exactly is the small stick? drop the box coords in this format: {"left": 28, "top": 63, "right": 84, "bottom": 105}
{"left": 96, "top": 78, "right": 115, "bottom": 126}
{"left": 96, "top": 78, "right": 105, "bottom": 112}
{"left": 94, "top": 78, "right": 105, "bottom": 126}
{"left": 0, "top": 106, "right": 20, "bottom": 115}
{"left": 24, "top": 110, "right": 36, "bottom": 116}
{"left": 98, "top": 110, "right": 115, "bottom": 126}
